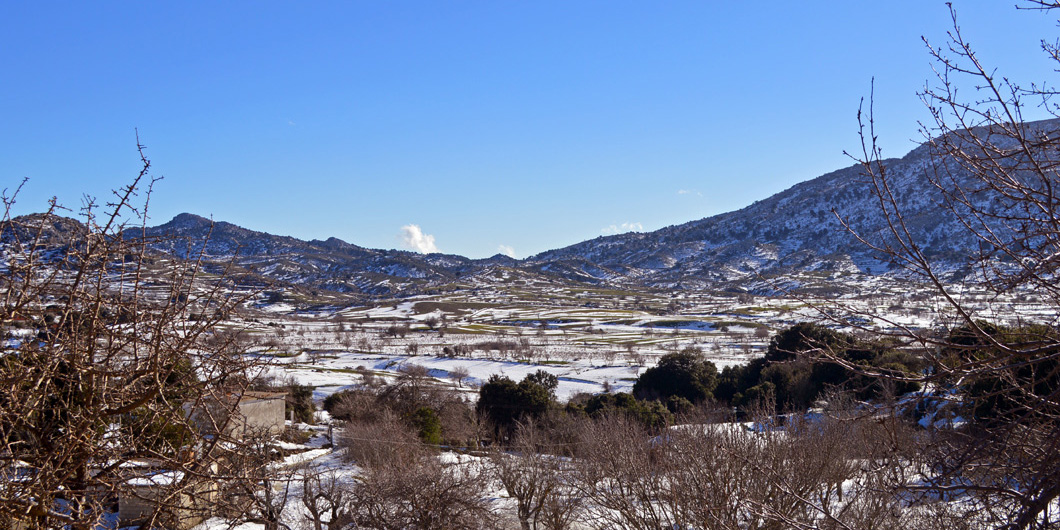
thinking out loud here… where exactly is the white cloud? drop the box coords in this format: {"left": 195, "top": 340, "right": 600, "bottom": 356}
{"left": 400, "top": 224, "right": 439, "bottom": 253}
{"left": 601, "top": 222, "right": 644, "bottom": 235}
{"left": 497, "top": 244, "right": 516, "bottom": 258}
{"left": 678, "top": 189, "right": 703, "bottom": 197}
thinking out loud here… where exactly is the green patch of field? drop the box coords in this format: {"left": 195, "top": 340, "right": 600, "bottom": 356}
{"left": 304, "top": 353, "right": 342, "bottom": 360}
{"left": 442, "top": 326, "right": 491, "bottom": 335}
{"left": 412, "top": 301, "right": 498, "bottom": 315}
{"left": 259, "top": 350, "right": 302, "bottom": 358}
{"left": 647, "top": 319, "right": 712, "bottom": 328}
{"left": 450, "top": 323, "right": 521, "bottom": 334}
{"left": 561, "top": 287, "right": 648, "bottom": 298}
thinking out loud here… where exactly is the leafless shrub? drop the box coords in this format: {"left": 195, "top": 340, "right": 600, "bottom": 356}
{"left": 353, "top": 365, "right": 380, "bottom": 388}
{"left": 339, "top": 411, "right": 426, "bottom": 470}
{"left": 214, "top": 429, "right": 297, "bottom": 529}
{"left": 441, "top": 344, "right": 471, "bottom": 357}
{"left": 571, "top": 405, "right": 920, "bottom": 530}
{"left": 299, "top": 469, "right": 354, "bottom": 530}
{"left": 383, "top": 322, "right": 409, "bottom": 338}
{"left": 328, "top": 387, "right": 383, "bottom": 425}
{"left": 334, "top": 409, "right": 494, "bottom": 529}
{"left": 490, "top": 420, "right": 582, "bottom": 530}
{"left": 342, "top": 456, "right": 496, "bottom": 530}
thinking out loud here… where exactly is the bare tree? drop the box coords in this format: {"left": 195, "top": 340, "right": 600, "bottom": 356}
{"left": 0, "top": 145, "right": 259, "bottom": 528}
{"left": 340, "top": 458, "right": 496, "bottom": 530}
{"left": 217, "top": 429, "right": 297, "bottom": 530}
{"left": 336, "top": 413, "right": 496, "bottom": 529}
{"left": 299, "top": 468, "right": 354, "bottom": 530}
{"left": 339, "top": 411, "right": 426, "bottom": 470}
{"left": 571, "top": 413, "right": 678, "bottom": 530}
{"left": 571, "top": 403, "right": 925, "bottom": 530}
{"left": 490, "top": 420, "right": 581, "bottom": 530}
{"left": 827, "top": 3, "right": 1060, "bottom": 527}
{"left": 449, "top": 365, "right": 470, "bottom": 388}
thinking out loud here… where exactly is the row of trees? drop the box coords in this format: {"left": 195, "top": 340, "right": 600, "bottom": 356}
{"left": 318, "top": 327, "right": 1056, "bottom": 529}
{"left": 311, "top": 390, "right": 991, "bottom": 530}
{"left": 469, "top": 322, "right": 926, "bottom": 442}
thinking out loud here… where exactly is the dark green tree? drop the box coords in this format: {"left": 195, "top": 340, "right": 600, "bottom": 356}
{"left": 584, "top": 392, "right": 672, "bottom": 431}
{"left": 524, "top": 370, "right": 558, "bottom": 397}
{"left": 632, "top": 348, "right": 718, "bottom": 404}
{"left": 716, "top": 323, "right": 920, "bottom": 413}
{"left": 943, "top": 322, "right": 1060, "bottom": 423}
{"left": 477, "top": 373, "right": 556, "bottom": 437}
{"left": 411, "top": 406, "right": 443, "bottom": 445}
{"left": 284, "top": 382, "right": 315, "bottom": 424}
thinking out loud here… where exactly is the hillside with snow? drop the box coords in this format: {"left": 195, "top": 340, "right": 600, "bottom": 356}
{"left": 528, "top": 119, "right": 1060, "bottom": 288}
{"left": 9, "top": 118, "right": 1053, "bottom": 300}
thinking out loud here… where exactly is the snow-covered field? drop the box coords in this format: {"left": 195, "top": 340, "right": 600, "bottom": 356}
{"left": 224, "top": 275, "right": 1055, "bottom": 405}
{"left": 272, "top": 350, "right": 643, "bottom": 402}
{"left": 176, "top": 276, "right": 1059, "bottom": 529}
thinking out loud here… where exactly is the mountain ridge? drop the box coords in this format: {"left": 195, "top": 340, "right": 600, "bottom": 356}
{"left": 11, "top": 118, "right": 1055, "bottom": 299}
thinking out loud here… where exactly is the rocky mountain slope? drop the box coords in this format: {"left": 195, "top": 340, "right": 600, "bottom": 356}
{"left": 528, "top": 118, "right": 1060, "bottom": 288}
{"left": 529, "top": 142, "right": 937, "bottom": 287}
{"left": 142, "top": 213, "right": 516, "bottom": 297}
{"left": 9, "top": 118, "right": 1052, "bottom": 299}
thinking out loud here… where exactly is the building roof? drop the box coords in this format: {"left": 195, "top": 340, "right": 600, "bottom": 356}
{"left": 239, "top": 391, "right": 286, "bottom": 402}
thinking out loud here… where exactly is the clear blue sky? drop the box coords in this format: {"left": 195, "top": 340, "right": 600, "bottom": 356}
{"left": 2, "top": 1, "right": 1057, "bottom": 258}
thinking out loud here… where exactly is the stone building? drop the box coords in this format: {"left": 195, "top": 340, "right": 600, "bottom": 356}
{"left": 186, "top": 390, "right": 287, "bottom": 439}
{"left": 229, "top": 390, "right": 287, "bottom": 437}
{"left": 116, "top": 391, "right": 288, "bottom": 527}
{"left": 118, "top": 468, "right": 218, "bottom": 530}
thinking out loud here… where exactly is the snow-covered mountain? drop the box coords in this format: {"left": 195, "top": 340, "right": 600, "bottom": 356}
{"left": 10, "top": 118, "right": 1053, "bottom": 298}
{"left": 528, "top": 139, "right": 948, "bottom": 287}
{"left": 527, "top": 118, "right": 1060, "bottom": 289}
{"left": 141, "top": 213, "right": 515, "bottom": 297}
